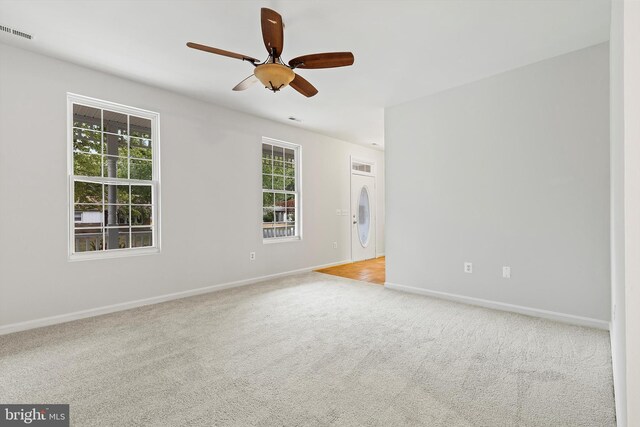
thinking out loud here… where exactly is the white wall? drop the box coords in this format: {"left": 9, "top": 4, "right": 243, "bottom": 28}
{"left": 611, "top": 2, "right": 640, "bottom": 423}
{"left": 0, "top": 43, "right": 384, "bottom": 330}
{"left": 610, "top": 1, "right": 627, "bottom": 424}
{"left": 621, "top": 1, "right": 640, "bottom": 425}
{"left": 385, "top": 43, "right": 610, "bottom": 323}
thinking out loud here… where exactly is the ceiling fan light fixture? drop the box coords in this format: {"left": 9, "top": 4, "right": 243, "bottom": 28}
{"left": 254, "top": 63, "right": 295, "bottom": 92}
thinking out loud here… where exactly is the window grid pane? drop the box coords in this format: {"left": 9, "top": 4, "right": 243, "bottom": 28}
{"left": 73, "top": 178, "right": 156, "bottom": 253}
{"left": 71, "top": 99, "right": 157, "bottom": 255}
{"left": 262, "top": 140, "right": 299, "bottom": 240}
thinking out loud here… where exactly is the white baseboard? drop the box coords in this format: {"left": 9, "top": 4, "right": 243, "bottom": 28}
{"left": 376, "top": 253, "right": 385, "bottom": 258}
{"left": 0, "top": 259, "right": 351, "bottom": 336}
{"left": 384, "top": 282, "right": 609, "bottom": 330}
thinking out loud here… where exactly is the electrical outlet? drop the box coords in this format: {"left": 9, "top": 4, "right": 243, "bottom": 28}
{"left": 332, "top": 242, "right": 338, "bottom": 249}
{"left": 249, "top": 251, "right": 256, "bottom": 261}
{"left": 464, "top": 262, "right": 473, "bottom": 273}
{"left": 502, "top": 266, "right": 511, "bottom": 279}
{"left": 336, "top": 209, "right": 341, "bottom": 216}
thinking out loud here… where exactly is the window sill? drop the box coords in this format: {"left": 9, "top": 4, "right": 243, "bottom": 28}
{"left": 69, "top": 247, "right": 160, "bottom": 262}
{"left": 263, "top": 237, "right": 302, "bottom": 245}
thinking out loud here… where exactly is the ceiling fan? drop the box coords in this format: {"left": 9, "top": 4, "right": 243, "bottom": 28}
{"left": 186, "top": 8, "right": 354, "bottom": 97}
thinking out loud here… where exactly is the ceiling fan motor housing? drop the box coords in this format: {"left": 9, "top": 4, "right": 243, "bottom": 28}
{"left": 254, "top": 63, "right": 295, "bottom": 92}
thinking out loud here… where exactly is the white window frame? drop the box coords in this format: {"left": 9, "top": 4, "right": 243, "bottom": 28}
{"left": 262, "top": 137, "right": 302, "bottom": 244}
{"left": 67, "top": 93, "right": 161, "bottom": 261}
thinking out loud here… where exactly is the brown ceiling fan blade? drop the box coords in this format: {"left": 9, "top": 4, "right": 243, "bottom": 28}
{"left": 186, "top": 42, "right": 258, "bottom": 63}
{"left": 232, "top": 75, "right": 259, "bottom": 91}
{"left": 261, "top": 8, "right": 284, "bottom": 57}
{"left": 289, "top": 52, "right": 354, "bottom": 69}
{"left": 290, "top": 73, "right": 318, "bottom": 97}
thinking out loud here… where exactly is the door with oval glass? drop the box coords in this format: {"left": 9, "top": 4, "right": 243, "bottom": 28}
{"left": 351, "top": 173, "right": 376, "bottom": 262}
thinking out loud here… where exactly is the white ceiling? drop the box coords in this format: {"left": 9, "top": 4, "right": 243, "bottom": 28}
{"left": 0, "top": 0, "right": 611, "bottom": 148}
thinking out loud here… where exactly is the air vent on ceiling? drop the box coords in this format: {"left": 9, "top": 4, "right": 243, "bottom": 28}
{"left": 12, "top": 29, "right": 32, "bottom": 40}
{"left": 0, "top": 24, "right": 33, "bottom": 40}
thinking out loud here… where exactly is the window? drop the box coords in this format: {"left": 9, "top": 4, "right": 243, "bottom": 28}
{"left": 68, "top": 94, "right": 160, "bottom": 259}
{"left": 262, "top": 138, "right": 301, "bottom": 241}
{"left": 352, "top": 159, "right": 374, "bottom": 175}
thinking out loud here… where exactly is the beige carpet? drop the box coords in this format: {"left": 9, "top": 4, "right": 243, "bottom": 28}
{"left": 0, "top": 273, "right": 615, "bottom": 426}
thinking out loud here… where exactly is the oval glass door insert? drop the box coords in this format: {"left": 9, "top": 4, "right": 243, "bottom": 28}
{"left": 358, "top": 186, "right": 371, "bottom": 247}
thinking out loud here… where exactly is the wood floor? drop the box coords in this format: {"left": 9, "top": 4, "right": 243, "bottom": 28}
{"left": 316, "top": 257, "right": 386, "bottom": 285}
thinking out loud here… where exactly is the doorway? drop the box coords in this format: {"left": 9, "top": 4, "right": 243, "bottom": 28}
{"left": 315, "top": 157, "right": 384, "bottom": 285}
